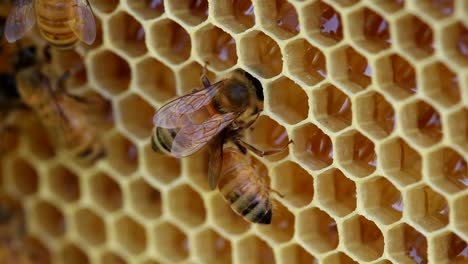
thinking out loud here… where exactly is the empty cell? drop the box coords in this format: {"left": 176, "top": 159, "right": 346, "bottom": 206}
{"left": 59, "top": 244, "right": 89, "bottom": 264}
{"left": 371, "top": 0, "right": 405, "bottom": 13}
{"left": 257, "top": 201, "right": 294, "bottom": 243}
{"left": 322, "top": 252, "right": 358, "bottom": 264}
{"left": 149, "top": 19, "right": 191, "bottom": 64}
{"left": 284, "top": 39, "right": 327, "bottom": 86}
{"left": 447, "top": 107, "right": 468, "bottom": 153}
{"left": 166, "top": 0, "right": 208, "bottom": 26}
{"left": 335, "top": 131, "right": 377, "bottom": 178}
{"left": 105, "top": 132, "right": 139, "bottom": 176}
{"left": 414, "top": 0, "right": 454, "bottom": 19}
{"left": 239, "top": 31, "right": 283, "bottom": 78}
{"left": 426, "top": 147, "right": 467, "bottom": 193}
{"left": 453, "top": 194, "right": 468, "bottom": 236}
{"left": 143, "top": 143, "right": 181, "bottom": 184}
{"left": 421, "top": 61, "right": 461, "bottom": 107}
{"left": 153, "top": 222, "right": 189, "bottom": 262}
{"left": 91, "top": 50, "right": 131, "bottom": 95}
{"left": 375, "top": 53, "right": 417, "bottom": 100}
{"left": 194, "top": 228, "right": 232, "bottom": 264}
{"left": 176, "top": 61, "right": 216, "bottom": 95}
{"left": 51, "top": 49, "right": 87, "bottom": 89}
{"left": 432, "top": 232, "right": 468, "bottom": 263}
{"left": 278, "top": 243, "right": 317, "bottom": 264}
{"left": 22, "top": 236, "right": 51, "bottom": 264}
{"left": 316, "top": 169, "right": 357, "bottom": 217}
{"left": 8, "top": 158, "right": 38, "bottom": 196}
{"left": 129, "top": 178, "right": 162, "bottom": 219}
{"left": 380, "top": 137, "right": 422, "bottom": 186}
{"left": 24, "top": 119, "right": 55, "bottom": 160}
{"left": 89, "top": 172, "right": 123, "bottom": 212}
{"left": 394, "top": 15, "right": 434, "bottom": 60}
{"left": 256, "top": 0, "right": 299, "bottom": 39}
{"left": 297, "top": 207, "right": 339, "bottom": 254}
{"left": 194, "top": 25, "right": 238, "bottom": 71}
{"left": 115, "top": 216, "right": 147, "bottom": 255}
{"left": 347, "top": 8, "right": 391, "bottom": 53}
{"left": 74, "top": 208, "right": 106, "bottom": 245}
{"left": 136, "top": 57, "right": 176, "bottom": 103}
{"left": 388, "top": 223, "right": 428, "bottom": 264}
{"left": 407, "top": 185, "right": 449, "bottom": 232}
{"left": 47, "top": 165, "right": 80, "bottom": 202}
{"left": 301, "top": 1, "right": 343, "bottom": 45}
{"left": 272, "top": 161, "right": 313, "bottom": 208}
{"left": 440, "top": 22, "right": 468, "bottom": 67}
{"left": 291, "top": 123, "right": 333, "bottom": 171}
{"left": 168, "top": 184, "right": 206, "bottom": 227}
{"left": 211, "top": 0, "right": 255, "bottom": 33}
{"left": 100, "top": 252, "right": 127, "bottom": 264}
{"left": 342, "top": 215, "right": 384, "bottom": 261}
{"left": 311, "top": 83, "right": 352, "bottom": 132}
{"left": 92, "top": 0, "right": 119, "bottom": 13}
{"left": 117, "top": 93, "right": 154, "bottom": 139}
{"left": 32, "top": 201, "right": 65, "bottom": 237}
{"left": 330, "top": 46, "right": 372, "bottom": 93}
{"left": 108, "top": 12, "right": 147, "bottom": 58}
{"left": 128, "top": 0, "right": 164, "bottom": 20}
{"left": 360, "top": 177, "right": 403, "bottom": 225}
{"left": 355, "top": 91, "right": 395, "bottom": 140}
{"left": 237, "top": 235, "right": 275, "bottom": 264}
{"left": 208, "top": 193, "right": 250, "bottom": 235}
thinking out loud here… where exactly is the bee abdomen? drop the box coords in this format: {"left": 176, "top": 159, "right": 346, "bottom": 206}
{"left": 151, "top": 127, "right": 175, "bottom": 155}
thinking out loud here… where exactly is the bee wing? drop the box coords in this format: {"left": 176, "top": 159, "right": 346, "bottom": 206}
{"left": 171, "top": 112, "right": 237, "bottom": 158}
{"left": 69, "top": 0, "right": 96, "bottom": 45}
{"left": 208, "top": 134, "right": 223, "bottom": 190}
{"left": 4, "top": 0, "right": 35, "bottom": 43}
{"left": 153, "top": 81, "right": 224, "bottom": 129}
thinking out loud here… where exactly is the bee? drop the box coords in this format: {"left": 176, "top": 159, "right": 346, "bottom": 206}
{"left": 4, "top": 0, "right": 96, "bottom": 49}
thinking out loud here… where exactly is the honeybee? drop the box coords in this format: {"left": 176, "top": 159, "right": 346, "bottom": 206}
{"left": 4, "top": 0, "right": 96, "bottom": 48}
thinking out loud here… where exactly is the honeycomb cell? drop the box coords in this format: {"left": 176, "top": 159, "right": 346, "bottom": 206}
{"left": 129, "top": 178, "right": 162, "bottom": 219}
{"left": 322, "top": 252, "right": 358, "bottom": 264}
{"left": 128, "top": 0, "right": 164, "bottom": 20}
{"left": 237, "top": 235, "right": 275, "bottom": 264}
{"left": 360, "top": 177, "right": 403, "bottom": 225}
{"left": 284, "top": 39, "right": 327, "bottom": 86}
{"left": 301, "top": 1, "right": 343, "bottom": 46}
{"left": 193, "top": 25, "right": 238, "bottom": 71}
{"left": 441, "top": 22, "right": 468, "bottom": 67}
{"left": 400, "top": 100, "right": 443, "bottom": 147}
{"left": 291, "top": 123, "right": 333, "bottom": 171}
{"left": 407, "top": 185, "right": 449, "bottom": 232}
{"left": 432, "top": 232, "right": 468, "bottom": 263}
{"left": 59, "top": 244, "right": 89, "bottom": 264}
{"left": 447, "top": 107, "right": 468, "bottom": 153}
{"left": 330, "top": 46, "right": 372, "bottom": 93}
{"left": 211, "top": 0, "right": 255, "bottom": 33}
{"left": 47, "top": 165, "right": 80, "bottom": 202}
{"left": 117, "top": 93, "right": 154, "bottom": 139}
{"left": 149, "top": 19, "right": 191, "bottom": 64}
{"left": 32, "top": 201, "right": 65, "bottom": 237}
{"left": 414, "top": 0, "right": 454, "bottom": 19}
{"left": 114, "top": 216, "right": 147, "bottom": 255}
{"left": 256, "top": 0, "right": 300, "bottom": 39}
{"left": 194, "top": 228, "right": 232, "bottom": 264}
{"left": 257, "top": 201, "right": 294, "bottom": 243}
{"left": 380, "top": 137, "right": 422, "bottom": 186}
{"left": 166, "top": 0, "right": 208, "bottom": 26}
{"left": 453, "top": 194, "right": 468, "bottom": 236}
{"left": 421, "top": 61, "right": 461, "bottom": 107}
{"left": 355, "top": 91, "right": 395, "bottom": 139}
{"left": 90, "top": 50, "right": 131, "bottom": 95}
{"left": 74, "top": 208, "right": 106, "bottom": 246}
{"left": 316, "top": 169, "right": 357, "bottom": 217}
{"left": 183, "top": 148, "right": 210, "bottom": 190}
{"left": 311, "top": 83, "right": 352, "bottom": 132}
{"left": 100, "top": 251, "right": 127, "bottom": 264}
{"left": 388, "top": 223, "right": 428, "bottom": 264}
{"left": 135, "top": 57, "right": 176, "bottom": 104}
{"left": 23, "top": 119, "right": 55, "bottom": 160}
{"left": 375, "top": 53, "right": 417, "bottom": 100}
{"left": 89, "top": 172, "right": 123, "bottom": 212}
{"left": 239, "top": 31, "right": 283, "bottom": 78}
{"left": 153, "top": 222, "right": 189, "bottom": 262}
{"left": 22, "top": 236, "right": 51, "bottom": 264}
{"left": 167, "top": 184, "right": 206, "bottom": 228}
{"left": 297, "top": 207, "right": 339, "bottom": 254}
{"left": 91, "top": 0, "right": 118, "bottom": 13}
{"left": 208, "top": 193, "right": 250, "bottom": 235}
{"left": 426, "top": 147, "right": 467, "bottom": 194}
{"left": 272, "top": 161, "right": 313, "bottom": 208}
{"left": 394, "top": 14, "right": 434, "bottom": 59}
{"left": 143, "top": 143, "right": 181, "bottom": 184}
{"left": 8, "top": 158, "right": 38, "bottom": 196}
{"left": 343, "top": 215, "right": 384, "bottom": 261}
{"left": 278, "top": 243, "right": 317, "bottom": 264}
{"left": 371, "top": 0, "right": 405, "bottom": 13}
{"left": 105, "top": 132, "right": 138, "bottom": 176}
{"left": 108, "top": 12, "right": 147, "bottom": 57}
{"left": 335, "top": 131, "right": 377, "bottom": 178}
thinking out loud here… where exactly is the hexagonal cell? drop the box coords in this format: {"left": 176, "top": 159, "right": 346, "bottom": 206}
{"left": 316, "top": 169, "right": 356, "bottom": 217}
{"left": 394, "top": 14, "right": 434, "bottom": 59}
{"left": 279, "top": 243, "right": 317, "bottom": 264}
{"left": 47, "top": 165, "right": 80, "bottom": 202}
{"left": 342, "top": 215, "right": 384, "bottom": 261}
{"left": 182, "top": 148, "right": 211, "bottom": 190}
{"left": 143, "top": 143, "right": 181, "bottom": 184}
{"left": 272, "top": 161, "right": 313, "bottom": 208}
{"left": 322, "top": 252, "right": 358, "bottom": 264}
{"left": 135, "top": 57, "right": 176, "bottom": 103}
{"left": 453, "top": 194, "right": 468, "bottom": 236}
{"left": 100, "top": 251, "right": 127, "bottom": 264}
{"left": 153, "top": 222, "right": 189, "bottom": 262}
{"left": 194, "top": 228, "right": 232, "bottom": 264}
{"left": 266, "top": 78, "right": 308, "bottom": 125}
{"left": 291, "top": 123, "right": 333, "bottom": 171}
{"left": 330, "top": 46, "right": 372, "bottom": 93}
{"left": 432, "top": 232, "right": 468, "bottom": 263}
{"left": 7, "top": 157, "right": 38, "bottom": 196}
{"left": 400, "top": 100, "right": 443, "bottom": 147}
{"left": 335, "top": 131, "right": 377, "bottom": 177}
{"left": 286, "top": 40, "right": 327, "bottom": 88}
{"left": 128, "top": 0, "right": 164, "bottom": 20}
{"left": 388, "top": 223, "right": 428, "bottom": 263}
{"left": 105, "top": 132, "right": 138, "bottom": 176}
{"left": 301, "top": 1, "right": 343, "bottom": 46}
{"left": 59, "top": 244, "right": 89, "bottom": 264}
{"left": 211, "top": 0, "right": 255, "bottom": 33}
{"left": 176, "top": 61, "right": 216, "bottom": 95}
{"left": 129, "top": 178, "right": 161, "bottom": 219}
{"left": 427, "top": 147, "right": 467, "bottom": 194}
{"left": 355, "top": 91, "right": 395, "bottom": 139}
{"left": 208, "top": 193, "right": 250, "bottom": 235}
{"left": 239, "top": 31, "right": 283, "bottom": 78}
{"left": 414, "top": 0, "right": 454, "bottom": 19}
{"left": 89, "top": 172, "right": 123, "bottom": 212}
{"left": 441, "top": 22, "right": 468, "bottom": 67}
{"left": 22, "top": 236, "right": 51, "bottom": 264}
{"left": 311, "top": 83, "right": 352, "bottom": 132}
{"left": 108, "top": 12, "right": 147, "bottom": 57}
{"left": 117, "top": 93, "right": 154, "bottom": 139}
{"left": 115, "top": 216, "right": 147, "bottom": 255}
{"left": 297, "top": 207, "right": 338, "bottom": 254}
{"left": 360, "top": 177, "right": 403, "bottom": 225}
{"left": 447, "top": 107, "right": 468, "bottom": 153}
{"left": 194, "top": 25, "right": 237, "bottom": 71}
{"left": 421, "top": 61, "right": 461, "bottom": 107}
{"left": 32, "top": 201, "right": 65, "bottom": 237}
{"left": 91, "top": 0, "right": 118, "bottom": 13}
{"left": 257, "top": 201, "right": 294, "bottom": 243}
{"left": 375, "top": 53, "right": 417, "bottom": 100}
{"left": 166, "top": 0, "right": 208, "bottom": 26}
{"left": 237, "top": 235, "right": 275, "bottom": 264}
{"left": 255, "top": 0, "right": 299, "bottom": 39}
{"left": 23, "top": 119, "right": 55, "bottom": 160}
{"left": 168, "top": 184, "right": 206, "bottom": 228}
{"left": 74, "top": 208, "right": 106, "bottom": 246}
{"left": 91, "top": 50, "right": 131, "bottom": 95}
{"left": 407, "top": 185, "right": 449, "bottom": 232}
{"left": 149, "top": 19, "right": 191, "bottom": 64}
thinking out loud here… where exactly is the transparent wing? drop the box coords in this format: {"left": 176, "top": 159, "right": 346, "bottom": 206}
{"left": 153, "top": 81, "right": 224, "bottom": 129}
{"left": 208, "top": 134, "right": 223, "bottom": 190}
{"left": 4, "top": 0, "right": 35, "bottom": 43}
{"left": 69, "top": 0, "right": 96, "bottom": 45}
{"left": 170, "top": 112, "right": 237, "bottom": 158}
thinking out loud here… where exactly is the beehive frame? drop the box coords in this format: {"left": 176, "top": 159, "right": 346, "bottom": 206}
{"left": 0, "top": 0, "right": 467, "bottom": 263}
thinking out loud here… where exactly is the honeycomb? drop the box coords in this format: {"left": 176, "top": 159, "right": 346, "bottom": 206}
{"left": 0, "top": 0, "right": 467, "bottom": 263}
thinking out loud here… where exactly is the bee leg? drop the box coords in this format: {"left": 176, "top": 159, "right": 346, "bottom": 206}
{"left": 200, "top": 62, "right": 211, "bottom": 88}
{"left": 236, "top": 139, "right": 293, "bottom": 157}
{"left": 269, "top": 188, "right": 285, "bottom": 198}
